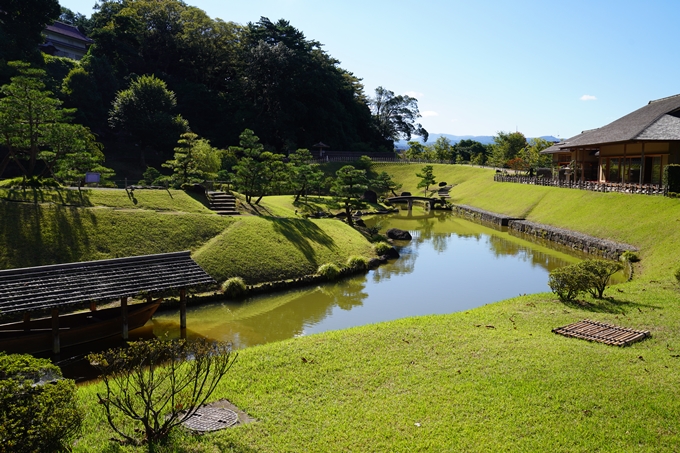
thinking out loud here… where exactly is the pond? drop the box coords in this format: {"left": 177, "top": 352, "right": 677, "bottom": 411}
{"left": 148, "top": 209, "right": 589, "bottom": 349}
{"left": 55, "top": 208, "right": 601, "bottom": 381}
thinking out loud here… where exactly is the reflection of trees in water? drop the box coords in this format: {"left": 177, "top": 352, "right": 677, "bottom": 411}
{"left": 485, "top": 235, "right": 574, "bottom": 272}
{"left": 371, "top": 249, "right": 417, "bottom": 283}
{"left": 319, "top": 279, "right": 368, "bottom": 311}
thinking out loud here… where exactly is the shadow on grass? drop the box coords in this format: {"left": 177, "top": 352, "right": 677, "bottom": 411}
{"left": 562, "top": 294, "right": 662, "bottom": 315}
{"left": 0, "top": 199, "right": 96, "bottom": 269}
{"left": 2, "top": 187, "right": 93, "bottom": 207}
{"left": 264, "top": 217, "right": 337, "bottom": 264}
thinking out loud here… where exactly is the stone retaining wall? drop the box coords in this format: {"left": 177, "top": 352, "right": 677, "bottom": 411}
{"left": 507, "top": 220, "right": 637, "bottom": 260}
{"left": 452, "top": 204, "right": 523, "bottom": 226}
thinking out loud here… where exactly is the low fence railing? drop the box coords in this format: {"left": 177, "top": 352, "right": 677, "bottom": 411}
{"left": 494, "top": 174, "right": 665, "bottom": 196}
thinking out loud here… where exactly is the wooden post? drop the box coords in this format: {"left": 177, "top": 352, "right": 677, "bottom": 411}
{"left": 90, "top": 301, "right": 97, "bottom": 312}
{"left": 146, "top": 294, "right": 153, "bottom": 304}
{"left": 23, "top": 312, "right": 30, "bottom": 331}
{"left": 52, "top": 308, "right": 60, "bottom": 354}
{"left": 121, "top": 296, "right": 128, "bottom": 340}
{"left": 407, "top": 199, "right": 413, "bottom": 210}
{"left": 179, "top": 289, "right": 187, "bottom": 330}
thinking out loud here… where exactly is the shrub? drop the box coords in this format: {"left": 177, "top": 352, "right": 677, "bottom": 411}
{"left": 620, "top": 250, "right": 640, "bottom": 263}
{"left": 663, "top": 164, "right": 680, "bottom": 194}
{"left": 222, "top": 276, "right": 247, "bottom": 298}
{"left": 373, "top": 241, "right": 392, "bottom": 256}
{"left": 0, "top": 353, "right": 82, "bottom": 453}
{"left": 548, "top": 265, "right": 589, "bottom": 301}
{"left": 579, "top": 259, "right": 624, "bottom": 299}
{"left": 88, "top": 338, "right": 236, "bottom": 447}
{"left": 549, "top": 259, "right": 624, "bottom": 301}
{"left": 317, "top": 263, "right": 341, "bottom": 281}
{"left": 674, "top": 267, "right": 680, "bottom": 285}
{"left": 346, "top": 255, "right": 369, "bottom": 272}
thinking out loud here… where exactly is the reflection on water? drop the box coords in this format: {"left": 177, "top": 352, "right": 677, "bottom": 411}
{"left": 58, "top": 209, "right": 602, "bottom": 381}
{"left": 151, "top": 209, "right": 588, "bottom": 349}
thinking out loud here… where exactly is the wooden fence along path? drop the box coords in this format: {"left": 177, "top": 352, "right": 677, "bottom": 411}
{"left": 552, "top": 319, "right": 650, "bottom": 347}
{"left": 494, "top": 174, "right": 665, "bottom": 196}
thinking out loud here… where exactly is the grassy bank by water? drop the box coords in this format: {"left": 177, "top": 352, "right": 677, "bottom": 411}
{"left": 0, "top": 189, "right": 376, "bottom": 286}
{"left": 70, "top": 165, "right": 680, "bottom": 452}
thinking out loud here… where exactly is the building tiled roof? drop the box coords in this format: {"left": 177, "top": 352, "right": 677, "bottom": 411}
{"left": 45, "top": 21, "right": 93, "bottom": 43}
{"left": 0, "top": 252, "right": 215, "bottom": 315}
{"left": 551, "top": 94, "right": 680, "bottom": 150}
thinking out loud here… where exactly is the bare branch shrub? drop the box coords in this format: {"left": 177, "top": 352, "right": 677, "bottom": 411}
{"left": 88, "top": 338, "right": 236, "bottom": 447}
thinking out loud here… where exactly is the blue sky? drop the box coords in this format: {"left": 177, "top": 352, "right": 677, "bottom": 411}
{"left": 60, "top": 0, "right": 680, "bottom": 140}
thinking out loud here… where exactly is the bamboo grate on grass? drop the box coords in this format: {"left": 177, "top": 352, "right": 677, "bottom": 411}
{"left": 552, "top": 319, "right": 650, "bottom": 347}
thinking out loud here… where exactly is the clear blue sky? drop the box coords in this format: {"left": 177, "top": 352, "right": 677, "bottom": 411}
{"left": 60, "top": 0, "right": 680, "bottom": 140}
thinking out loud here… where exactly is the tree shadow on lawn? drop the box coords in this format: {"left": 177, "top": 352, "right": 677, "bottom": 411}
{"left": 2, "top": 187, "right": 93, "bottom": 207}
{"left": 562, "top": 294, "right": 662, "bottom": 315}
{"left": 265, "top": 217, "right": 337, "bottom": 264}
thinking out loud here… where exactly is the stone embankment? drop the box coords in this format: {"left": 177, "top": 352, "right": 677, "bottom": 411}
{"left": 452, "top": 205, "right": 523, "bottom": 226}
{"left": 507, "top": 220, "right": 637, "bottom": 260}
{"left": 450, "top": 204, "right": 637, "bottom": 260}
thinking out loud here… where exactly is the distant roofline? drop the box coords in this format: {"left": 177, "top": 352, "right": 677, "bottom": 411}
{"left": 649, "top": 94, "right": 680, "bottom": 105}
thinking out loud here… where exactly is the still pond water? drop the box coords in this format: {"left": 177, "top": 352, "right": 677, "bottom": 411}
{"left": 146, "top": 209, "right": 588, "bottom": 350}
{"left": 57, "top": 209, "right": 596, "bottom": 380}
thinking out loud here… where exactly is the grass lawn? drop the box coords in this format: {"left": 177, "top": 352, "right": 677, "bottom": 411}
{"left": 69, "top": 165, "right": 680, "bottom": 452}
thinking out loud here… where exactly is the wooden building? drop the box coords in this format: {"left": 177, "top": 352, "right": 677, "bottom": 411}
{"left": 542, "top": 94, "right": 680, "bottom": 184}
{"left": 0, "top": 251, "right": 215, "bottom": 354}
{"left": 40, "top": 21, "right": 93, "bottom": 60}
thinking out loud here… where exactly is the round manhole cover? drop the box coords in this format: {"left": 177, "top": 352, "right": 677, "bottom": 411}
{"left": 182, "top": 407, "right": 239, "bottom": 432}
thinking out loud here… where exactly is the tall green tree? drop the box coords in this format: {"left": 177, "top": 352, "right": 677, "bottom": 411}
{"left": 0, "top": 0, "right": 60, "bottom": 66}
{"left": 109, "top": 74, "right": 189, "bottom": 156}
{"left": 517, "top": 137, "right": 553, "bottom": 172}
{"left": 370, "top": 86, "right": 428, "bottom": 144}
{"left": 230, "top": 129, "right": 285, "bottom": 204}
{"left": 331, "top": 165, "right": 369, "bottom": 227}
{"left": 488, "top": 131, "right": 527, "bottom": 168}
{"left": 0, "top": 62, "right": 109, "bottom": 180}
{"left": 162, "top": 132, "right": 222, "bottom": 187}
{"left": 288, "top": 148, "right": 323, "bottom": 202}
{"left": 454, "top": 139, "right": 487, "bottom": 164}
{"left": 430, "top": 136, "right": 454, "bottom": 161}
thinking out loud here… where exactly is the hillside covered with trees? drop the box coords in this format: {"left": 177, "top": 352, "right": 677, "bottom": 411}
{"left": 1, "top": 0, "right": 432, "bottom": 181}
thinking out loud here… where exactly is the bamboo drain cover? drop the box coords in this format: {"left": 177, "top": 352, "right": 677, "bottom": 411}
{"left": 182, "top": 407, "right": 239, "bottom": 432}
{"left": 552, "top": 319, "right": 650, "bottom": 347}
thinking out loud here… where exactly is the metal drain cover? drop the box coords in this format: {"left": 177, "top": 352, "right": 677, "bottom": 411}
{"left": 182, "top": 407, "right": 239, "bottom": 432}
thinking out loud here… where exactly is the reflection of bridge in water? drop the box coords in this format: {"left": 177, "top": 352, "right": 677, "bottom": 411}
{"left": 386, "top": 196, "right": 447, "bottom": 210}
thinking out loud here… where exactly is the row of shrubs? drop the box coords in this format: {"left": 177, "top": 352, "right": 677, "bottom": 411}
{"left": 548, "top": 259, "right": 624, "bottom": 301}
{"left": 221, "top": 255, "right": 375, "bottom": 299}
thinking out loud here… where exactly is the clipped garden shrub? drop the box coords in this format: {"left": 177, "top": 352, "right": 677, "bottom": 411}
{"left": 346, "top": 255, "right": 369, "bottom": 272}
{"left": 0, "top": 353, "right": 82, "bottom": 453}
{"left": 373, "top": 241, "right": 392, "bottom": 256}
{"left": 317, "top": 263, "right": 341, "bottom": 281}
{"left": 548, "top": 265, "right": 589, "bottom": 301}
{"left": 222, "top": 276, "right": 247, "bottom": 299}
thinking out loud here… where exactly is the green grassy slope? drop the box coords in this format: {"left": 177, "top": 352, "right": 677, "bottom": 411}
{"left": 193, "top": 215, "right": 375, "bottom": 284}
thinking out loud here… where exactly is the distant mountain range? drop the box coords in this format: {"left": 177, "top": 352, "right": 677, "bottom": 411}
{"left": 394, "top": 134, "right": 560, "bottom": 149}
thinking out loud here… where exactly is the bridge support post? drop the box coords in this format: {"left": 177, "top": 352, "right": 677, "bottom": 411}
{"left": 121, "top": 296, "right": 128, "bottom": 340}
{"left": 179, "top": 288, "right": 187, "bottom": 330}
{"left": 407, "top": 199, "right": 413, "bottom": 210}
{"left": 52, "top": 308, "right": 60, "bottom": 354}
